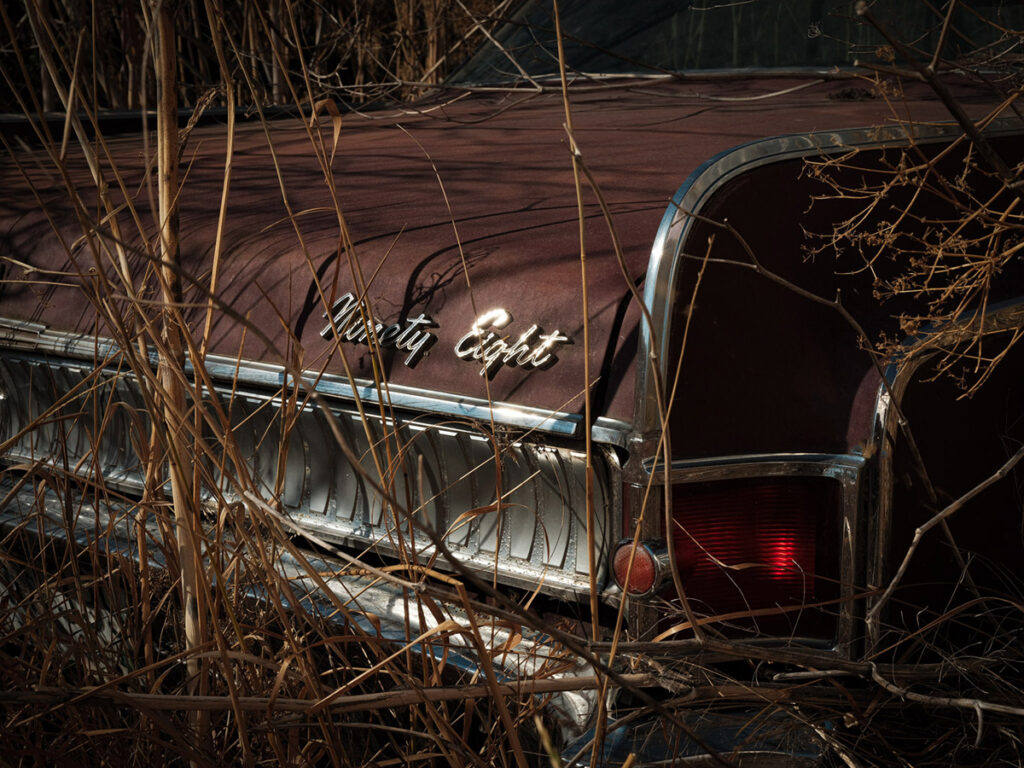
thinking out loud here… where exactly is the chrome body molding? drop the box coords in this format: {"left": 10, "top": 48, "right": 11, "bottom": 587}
{"left": 284, "top": 370, "right": 583, "bottom": 437}
{"left": 0, "top": 336, "right": 620, "bottom": 600}
{"left": 640, "top": 452, "right": 865, "bottom": 656}
{"left": 0, "top": 317, "right": 627, "bottom": 445}
{"left": 590, "top": 417, "right": 630, "bottom": 448}
{"left": 642, "top": 451, "right": 865, "bottom": 484}
{"left": 635, "top": 118, "right": 1024, "bottom": 439}
{"left": 866, "top": 300, "right": 1024, "bottom": 645}
{"left": 253, "top": 394, "right": 616, "bottom": 598}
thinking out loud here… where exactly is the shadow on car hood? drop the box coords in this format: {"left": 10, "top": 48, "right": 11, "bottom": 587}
{"left": 0, "top": 76, "right": 994, "bottom": 424}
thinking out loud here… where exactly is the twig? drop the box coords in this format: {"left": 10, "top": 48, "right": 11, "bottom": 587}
{"left": 866, "top": 441, "right": 1024, "bottom": 628}
{"left": 0, "top": 674, "right": 659, "bottom": 714}
{"left": 871, "top": 662, "right": 1024, "bottom": 718}
{"left": 857, "top": 3, "right": 1024, "bottom": 201}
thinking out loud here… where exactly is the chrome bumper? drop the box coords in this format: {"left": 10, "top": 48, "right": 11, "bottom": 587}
{"left": 0, "top": 475, "right": 832, "bottom": 766}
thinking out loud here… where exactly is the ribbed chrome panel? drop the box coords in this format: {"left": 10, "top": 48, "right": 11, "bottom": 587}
{"left": 217, "top": 393, "right": 610, "bottom": 594}
{"left": 0, "top": 351, "right": 612, "bottom": 597}
{"left": 0, "top": 354, "right": 149, "bottom": 489}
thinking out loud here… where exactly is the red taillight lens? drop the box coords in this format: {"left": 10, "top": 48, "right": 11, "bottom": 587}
{"left": 669, "top": 477, "right": 838, "bottom": 636}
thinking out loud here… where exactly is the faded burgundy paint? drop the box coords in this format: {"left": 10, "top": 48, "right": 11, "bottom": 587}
{"left": 0, "top": 78, "right": 989, "bottom": 423}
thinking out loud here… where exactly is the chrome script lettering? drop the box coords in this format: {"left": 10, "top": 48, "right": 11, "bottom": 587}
{"left": 321, "top": 293, "right": 436, "bottom": 366}
{"left": 454, "top": 308, "right": 570, "bottom": 377}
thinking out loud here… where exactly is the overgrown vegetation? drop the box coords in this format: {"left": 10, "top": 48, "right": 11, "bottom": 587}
{"left": 805, "top": 4, "right": 1024, "bottom": 395}
{"left": 1, "top": 1, "right": 1024, "bottom": 766}
{"left": 1, "top": 2, "right": 567, "bottom": 765}
{"left": 0, "top": 0, "right": 505, "bottom": 111}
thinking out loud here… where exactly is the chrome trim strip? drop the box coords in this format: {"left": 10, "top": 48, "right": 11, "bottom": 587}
{"left": 643, "top": 451, "right": 865, "bottom": 483}
{"left": 283, "top": 371, "right": 581, "bottom": 436}
{"left": 0, "top": 318, "right": 625, "bottom": 442}
{"left": 636, "top": 119, "right": 1024, "bottom": 438}
{"left": 591, "top": 417, "right": 630, "bottom": 448}
{"left": 866, "top": 300, "right": 1024, "bottom": 646}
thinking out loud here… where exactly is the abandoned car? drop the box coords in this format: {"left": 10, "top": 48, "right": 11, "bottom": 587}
{"left": 3, "top": 0, "right": 1024, "bottom": 764}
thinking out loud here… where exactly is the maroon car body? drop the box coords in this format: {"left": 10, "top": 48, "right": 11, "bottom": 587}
{"left": 3, "top": 1, "right": 1024, "bottom": 764}
{"left": 3, "top": 77, "right": 1008, "bottom": 422}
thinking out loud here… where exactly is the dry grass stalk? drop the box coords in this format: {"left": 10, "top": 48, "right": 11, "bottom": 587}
{"left": 0, "top": 2, "right": 576, "bottom": 766}
{"left": 0, "top": 0, "right": 505, "bottom": 111}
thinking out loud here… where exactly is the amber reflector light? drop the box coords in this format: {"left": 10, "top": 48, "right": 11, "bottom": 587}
{"left": 613, "top": 542, "right": 658, "bottom": 595}
{"left": 670, "top": 477, "right": 838, "bottom": 636}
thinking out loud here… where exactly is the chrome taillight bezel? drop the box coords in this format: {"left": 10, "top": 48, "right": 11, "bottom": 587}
{"left": 625, "top": 453, "right": 864, "bottom": 652}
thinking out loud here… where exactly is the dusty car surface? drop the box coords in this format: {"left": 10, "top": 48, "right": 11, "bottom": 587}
{"left": 3, "top": 0, "right": 1024, "bottom": 765}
